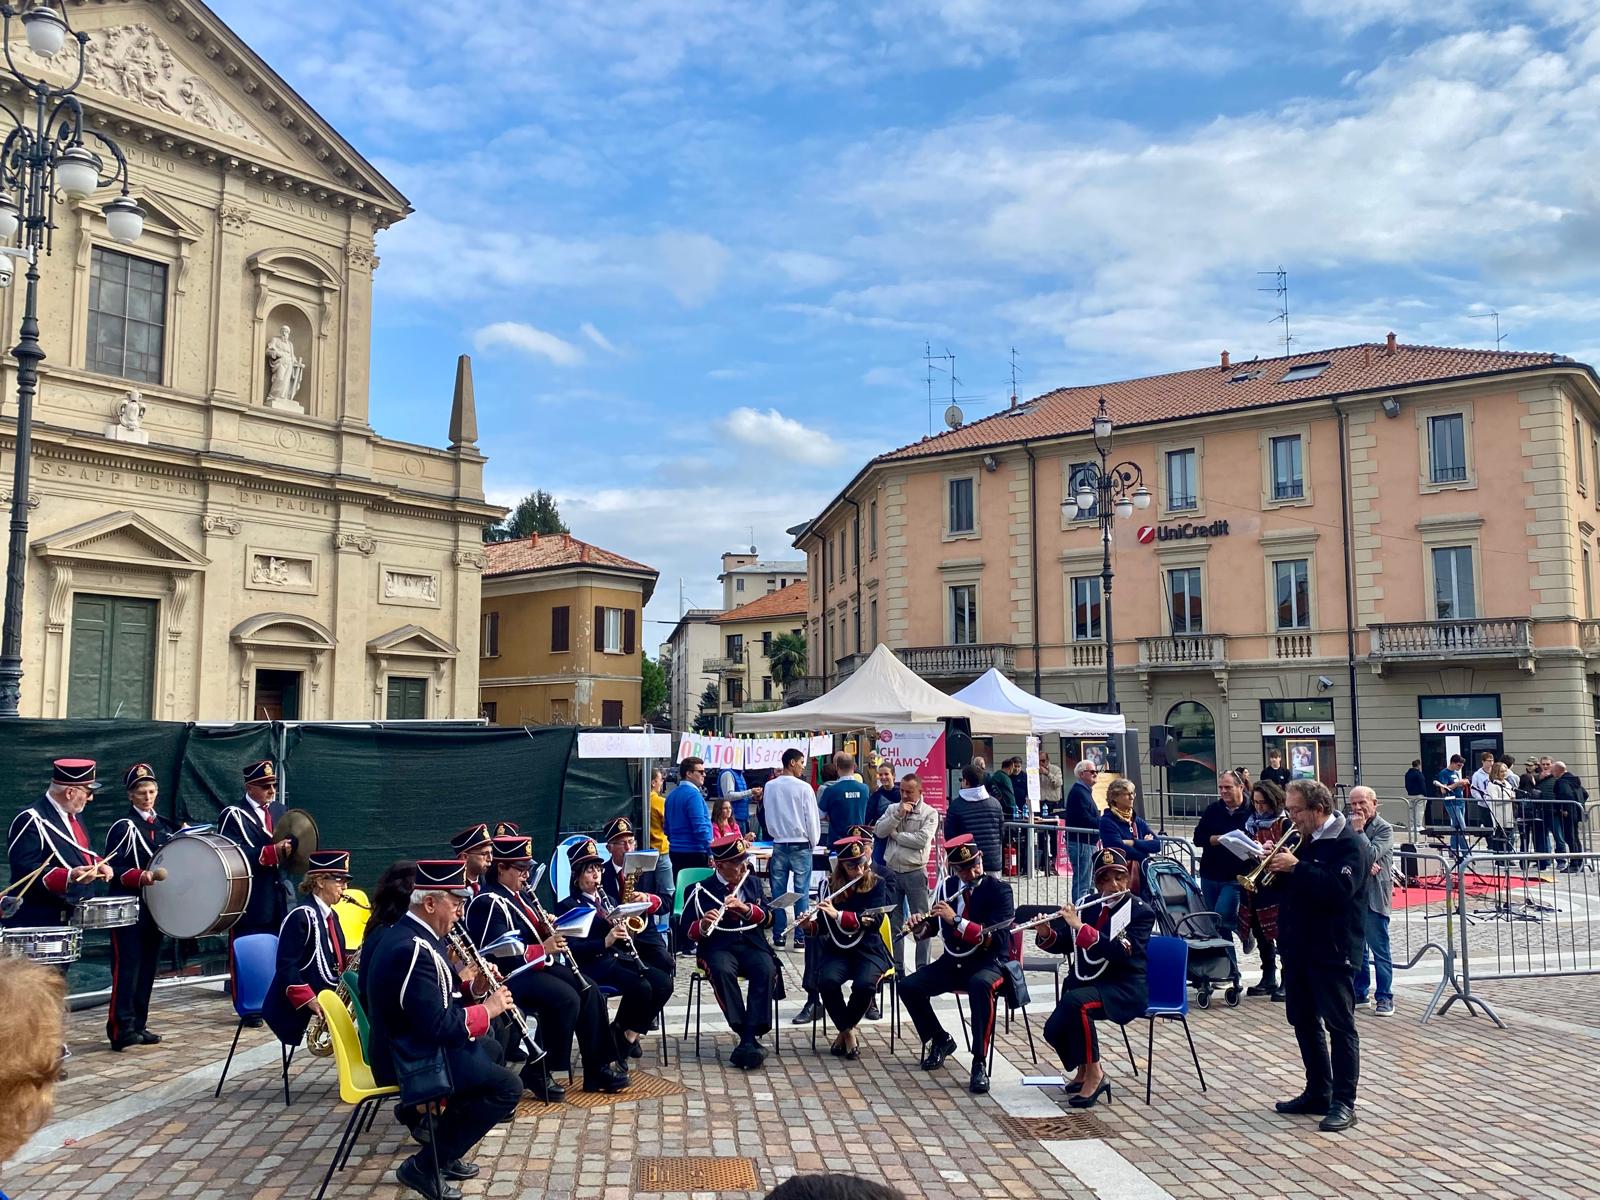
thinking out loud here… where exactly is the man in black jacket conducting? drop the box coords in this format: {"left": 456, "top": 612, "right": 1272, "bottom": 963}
{"left": 1265, "top": 778, "right": 1371, "bottom": 1133}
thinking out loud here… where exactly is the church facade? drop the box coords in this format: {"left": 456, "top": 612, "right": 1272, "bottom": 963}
{"left": 0, "top": 3, "right": 500, "bottom": 721}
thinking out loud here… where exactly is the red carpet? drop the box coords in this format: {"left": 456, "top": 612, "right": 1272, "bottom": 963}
{"left": 1392, "top": 874, "right": 1543, "bottom": 909}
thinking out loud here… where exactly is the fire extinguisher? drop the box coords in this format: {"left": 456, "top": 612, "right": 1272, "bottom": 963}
{"left": 1004, "top": 839, "right": 1018, "bottom": 876}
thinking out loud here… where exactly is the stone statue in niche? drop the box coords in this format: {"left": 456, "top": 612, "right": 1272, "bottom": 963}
{"left": 106, "top": 388, "right": 148, "bottom": 444}
{"left": 251, "top": 556, "right": 290, "bottom": 586}
{"left": 383, "top": 571, "right": 439, "bottom": 603}
{"left": 265, "top": 325, "right": 306, "bottom": 411}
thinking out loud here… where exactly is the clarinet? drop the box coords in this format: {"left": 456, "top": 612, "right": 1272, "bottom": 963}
{"left": 521, "top": 884, "right": 595, "bottom": 993}
{"left": 446, "top": 920, "right": 545, "bottom": 1063}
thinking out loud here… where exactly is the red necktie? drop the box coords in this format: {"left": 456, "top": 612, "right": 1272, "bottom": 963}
{"left": 327, "top": 913, "right": 344, "bottom": 970}
{"left": 69, "top": 813, "right": 88, "bottom": 849}
{"left": 262, "top": 805, "right": 274, "bottom": 833}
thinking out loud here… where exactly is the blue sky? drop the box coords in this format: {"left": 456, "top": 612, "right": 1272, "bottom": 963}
{"left": 211, "top": 0, "right": 1600, "bottom": 640}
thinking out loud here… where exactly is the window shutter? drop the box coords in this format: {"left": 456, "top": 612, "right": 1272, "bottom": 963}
{"left": 623, "top": 609, "right": 636, "bottom": 655}
{"left": 551, "top": 605, "right": 570, "bottom": 652}
{"left": 594, "top": 606, "right": 606, "bottom": 652}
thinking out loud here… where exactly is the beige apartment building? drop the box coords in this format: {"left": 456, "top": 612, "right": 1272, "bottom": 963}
{"left": 794, "top": 338, "right": 1600, "bottom": 805}
{"left": 0, "top": 3, "right": 500, "bottom": 720}
{"left": 705, "top": 580, "right": 807, "bottom": 727}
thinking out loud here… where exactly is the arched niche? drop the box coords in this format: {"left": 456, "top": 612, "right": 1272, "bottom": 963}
{"left": 248, "top": 248, "right": 340, "bottom": 417}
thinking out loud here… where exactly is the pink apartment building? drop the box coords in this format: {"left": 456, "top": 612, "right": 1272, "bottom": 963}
{"left": 791, "top": 337, "right": 1600, "bottom": 809}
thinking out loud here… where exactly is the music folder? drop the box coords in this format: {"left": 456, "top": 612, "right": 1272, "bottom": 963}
{"left": 624, "top": 850, "right": 659, "bottom": 873}
{"left": 767, "top": 891, "right": 803, "bottom": 909}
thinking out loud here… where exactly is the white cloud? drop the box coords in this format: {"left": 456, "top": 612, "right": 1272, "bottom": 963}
{"left": 473, "top": 321, "right": 586, "bottom": 366}
{"left": 719, "top": 407, "right": 841, "bottom": 465}
{"left": 768, "top": 250, "right": 848, "bottom": 289}
{"left": 580, "top": 322, "right": 619, "bottom": 354}
{"left": 652, "top": 231, "right": 732, "bottom": 307}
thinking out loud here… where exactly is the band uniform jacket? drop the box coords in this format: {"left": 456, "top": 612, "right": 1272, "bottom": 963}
{"left": 103, "top": 807, "right": 178, "bottom": 911}
{"left": 554, "top": 891, "right": 642, "bottom": 970}
{"left": 263, "top": 896, "right": 349, "bottom": 1045}
{"left": 682, "top": 868, "right": 785, "bottom": 1000}
{"left": 464, "top": 879, "right": 556, "bottom": 972}
{"left": 915, "top": 874, "right": 1015, "bottom": 967}
{"left": 366, "top": 912, "right": 493, "bottom": 1089}
{"left": 1034, "top": 892, "right": 1155, "bottom": 1025}
{"left": 812, "top": 876, "right": 892, "bottom": 973}
{"left": 5, "top": 796, "right": 100, "bottom": 927}
{"left": 217, "top": 797, "right": 292, "bottom": 933}
{"left": 600, "top": 860, "right": 667, "bottom": 948}
{"left": 1276, "top": 813, "right": 1371, "bottom": 972}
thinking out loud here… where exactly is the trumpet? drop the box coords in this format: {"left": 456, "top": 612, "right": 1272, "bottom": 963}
{"left": 305, "top": 945, "right": 361, "bottom": 1057}
{"left": 1237, "top": 829, "right": 1305, "bottom": 893}
{"left": 446, "top": 919, "right": 545, "bottom": 1063}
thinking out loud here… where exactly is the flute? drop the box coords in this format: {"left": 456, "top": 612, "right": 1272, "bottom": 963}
{"left": 795, "top": 877, "right": 861, "bottom": 928}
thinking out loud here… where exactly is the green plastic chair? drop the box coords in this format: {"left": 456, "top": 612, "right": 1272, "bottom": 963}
{"left": 340, "top": 968, "right": 370, "bottom": 1059}
{"left": 672, "top": 867, "right": 715, "bottom": 916}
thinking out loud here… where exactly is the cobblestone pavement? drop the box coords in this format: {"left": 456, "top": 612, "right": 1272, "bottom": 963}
{"left": 5, "top": 947, "right": 1596, "bottom": 1200}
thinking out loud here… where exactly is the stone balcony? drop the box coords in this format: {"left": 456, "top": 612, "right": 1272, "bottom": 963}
{"left": 1137, "top": 634, "right": 1228, "bottom": 669}
{"left": 1366, "top": 618, "right": 1534, "bottom": 673}
{"left": 701, "top": 656, "right": 741, "bottom": 673}
{"left": 895, "top": 643, "right": 1016, "bottom": 679}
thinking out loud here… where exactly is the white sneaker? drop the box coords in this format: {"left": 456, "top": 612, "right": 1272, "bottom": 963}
{"left": 1353, "top": 996, "right": 1373, "bottom": 1010}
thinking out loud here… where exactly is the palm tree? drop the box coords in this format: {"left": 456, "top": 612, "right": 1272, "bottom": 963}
{"left": 766, "top": 631, "right": 808, "bottom": 688}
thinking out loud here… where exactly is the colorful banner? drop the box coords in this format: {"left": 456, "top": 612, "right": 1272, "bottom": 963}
{"left": 673, "top": 732, "right": 837, "bottom": 771}
{"left": 742, "top": 737, "right": 808, "bottom": 771}
{"left": 676, "top": 732, "right": 743, "bottom": 770}
{"left": 876, "top": 724, "right": 947, "bottom": 886}
{"left": 1025, "top": 735, "right": 1041, "bottom": 819}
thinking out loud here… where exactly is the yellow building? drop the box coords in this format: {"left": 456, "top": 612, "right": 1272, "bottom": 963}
{"left": 706, "top": 580, "right": 807, "bottom": 727}
{"left": 479, "top": 534, "right": 657, "bottom": 726}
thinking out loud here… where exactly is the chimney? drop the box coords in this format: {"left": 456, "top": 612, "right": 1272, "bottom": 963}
{"left": 1385, "top": 331, "right": 1397, "bottom": 357}
{"left": 1220, "top": 350, "right": 1230, "bottom": 369}
{"left": 1363, "top": 345, "right": 1372, "bottom": 367}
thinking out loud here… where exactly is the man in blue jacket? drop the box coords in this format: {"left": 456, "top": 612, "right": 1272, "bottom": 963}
{"left": 664, "top": 758, "right": 712, "bottom": 872}
{"left": 1063, "top": 760, "right": 1101, "bottom": 893}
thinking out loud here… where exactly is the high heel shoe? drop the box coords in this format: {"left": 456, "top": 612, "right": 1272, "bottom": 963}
{"left": 1063, "top": 1080, "right": 1085, "bottom": 1095}
{"left": 1068, "top": 1081, "right": 1112, "bottom": 1108}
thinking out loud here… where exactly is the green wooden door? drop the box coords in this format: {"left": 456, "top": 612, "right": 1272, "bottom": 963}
{"left": 68, "top": 594, "right": 158, "bottom": 718}
{"left": 385, "top": 675, "right": 427, "bottom": 719}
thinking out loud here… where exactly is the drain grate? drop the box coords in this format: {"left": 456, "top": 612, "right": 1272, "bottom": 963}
{"left": 993, "top": 1113, "right": 1113, "bottom": 1141}
{"left": 633, "top": 1156, "right": 760, "bottom": 1191}
{"left": 513, "top": 1070, "right": 688, "bottom": 1116}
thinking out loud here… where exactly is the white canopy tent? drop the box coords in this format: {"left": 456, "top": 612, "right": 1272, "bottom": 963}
{"left": 951, "top": 668, "right": 1128, "bottom": 736}
{"left": 728, "top": 644, "right": 1033, "bottom": 735}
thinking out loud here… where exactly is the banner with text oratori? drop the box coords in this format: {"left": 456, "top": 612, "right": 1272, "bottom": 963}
{"left": 677, "top": 732, "right": 744, "bottom": 770}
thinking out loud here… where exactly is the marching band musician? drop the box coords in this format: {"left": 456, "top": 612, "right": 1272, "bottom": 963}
{"left": 1033, "top": 847, "right": 1154, "bottom": 1108}
{"left": 218, "top": 760, "right": 295, "bottom": 977}
{"left": 366, "top": 860, "right": 521, "bottom": 1200}
{"left": 465, "top": 834, "right": 630, "bottom": 1099}
{"left": 556, "top": 838, "right": 672, "bottom": 1061}
{"left": 4, "top": 758, "right": 114, "bottom": 936}
{"left": 263, "top": 850, "right": 354, "bottom": 1049}
{"left": 102, "top": 763, "right": 178, "bottom": 1050}
{"left": 802, "top": 836, "right": 891, "bottom": 1059}
{"left": 451, "top": 823, "right": 494, "bottom": 896}
{"left": 598, "top": 816, "right": 673, "bottom": 976}
{"left": 683, "top": 832, "right": 784, "bottom": 1070}
{"left": 898, "top": 833, "right": 1015, "bottom": 1095}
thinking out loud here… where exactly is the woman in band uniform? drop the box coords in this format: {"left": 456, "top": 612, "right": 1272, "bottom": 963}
{"left": 801, "top": 836, "right": 892, "bottom": 1058}
{"left": 262, "top": 850, "right": 353, "bottom": 1047}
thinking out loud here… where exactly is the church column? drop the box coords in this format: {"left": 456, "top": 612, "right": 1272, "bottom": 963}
{"left": 209, "top": 180, "right": 251, "bottom": 406}
{"left": 196, "top": 500, "right": 243, "bottom": 717}
{"left": 330, "top": 503, "right": 376, "bottom": 718}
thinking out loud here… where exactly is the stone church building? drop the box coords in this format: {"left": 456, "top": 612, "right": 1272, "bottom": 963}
{"left": 0, "top": 2, "right": 500, "bottom": 721}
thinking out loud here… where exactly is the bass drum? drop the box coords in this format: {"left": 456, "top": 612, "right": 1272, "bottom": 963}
{"left": 145, "top": 831, "right": 253, "bottom": 939}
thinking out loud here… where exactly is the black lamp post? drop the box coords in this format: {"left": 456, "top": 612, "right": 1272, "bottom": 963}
{"left": 1064, "top": 395, "right": 1150, "bottom": 713}
{"left": 0, "top": 2, "right": 144, "bottom": 717}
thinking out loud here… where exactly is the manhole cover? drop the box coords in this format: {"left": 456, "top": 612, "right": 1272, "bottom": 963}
{"left": 514, "top": 1070, "right": 688, "bottom": 1116}
{"left": 633, "top": 1156, "right": 760, "bottom": 1191}
{"left": 993, "top": 1113, "right": 1113, "bottom": 1141}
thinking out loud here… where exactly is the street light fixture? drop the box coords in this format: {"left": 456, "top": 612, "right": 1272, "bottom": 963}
{"left": 0, "top": 2, "right": 144, "bottom": 716}
{"left": 1064, "top": 394, "right": 1148, "bottom": 713}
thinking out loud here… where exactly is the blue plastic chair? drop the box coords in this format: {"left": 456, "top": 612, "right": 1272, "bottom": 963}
{"left": 1123, "top": 935, "right": 1207, "bottom": 1105}
{"left": 215, "top": 933, "right": 291, "bottom": 1102}
{"left": 552, "top": 834, "right": 586, "bottom": 899}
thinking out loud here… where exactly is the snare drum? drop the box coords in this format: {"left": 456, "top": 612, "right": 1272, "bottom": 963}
{"left": 145, "top": 831, "right": 252, "bottom": 939}
{"left": 0, "top": 925, "right": 82, "bottom": 964}
{"left": 73, "top": 896, "right": 141, "bottom": 929}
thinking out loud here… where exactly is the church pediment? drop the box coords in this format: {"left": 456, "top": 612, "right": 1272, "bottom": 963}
{"left": 33, "top": 510, "right": 207, "bottom": 572}
{"left": 368, "top": 625, "right": 458, "bottom": 659}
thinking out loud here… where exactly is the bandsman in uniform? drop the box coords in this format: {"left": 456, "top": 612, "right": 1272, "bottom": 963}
{"left": 492, "top": 821, "right": 521, "bottom": 838}
{"left": 263, "top": 850, "right": 354, "bottom": 1049}
{"left": 465, "top": 834, "right": 629, "bottom": 1098}
{"left": 803, "top": 835, "right": 892, "bottom": 1058}
{"left": 5, "top": 758, "right": 113, "bottom": 936}
{"left": 898, "top": 833, "right": 1015, "bottom": 1094}
{"left": 557, "top": 837, "right": 673, "bottom": 1061}
{"left": 218, "top": 761, "right": 294, "bottom": 1010}
{"left": 598, "top": 816, "right": 673, "bottom": 976}
{"left": 102, "top": 762, "right": 179, "bottom": 1050}
{"left": 451, "top": 823, "right": 494, "bottom": 896}
{"left": 683, "top": 832, "right": 784, "bottom": 1069}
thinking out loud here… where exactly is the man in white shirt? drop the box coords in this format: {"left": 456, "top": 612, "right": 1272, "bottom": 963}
{"left": 1468, "top": 750, "right": 1495, "bottom": 805}
{"left": 760, "top": 748, "right": 822, "bottom": 949}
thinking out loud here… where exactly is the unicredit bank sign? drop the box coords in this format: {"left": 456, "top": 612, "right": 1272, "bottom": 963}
{"left": 1136, "top": 519, "right": 1230, "bottom": 545}
{"left": 1419, "top": 719, "right": 1503, "bottom": 734}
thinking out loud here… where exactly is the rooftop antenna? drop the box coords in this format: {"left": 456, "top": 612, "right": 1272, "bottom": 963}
{"left": 1258, "top": 266, "right": 1291, "bottom": 356}
{"left": 923, "top": 341, "right": 955, "bottom": 434}
{"left": 1008, "top": 347, "right": 1020, "bottom": 408}
{"left": 1468, "top": 310, "right": 1506, "bottom": 349}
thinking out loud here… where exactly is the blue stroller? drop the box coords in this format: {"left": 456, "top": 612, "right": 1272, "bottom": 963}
{"left": 1140, "top": 854, "right": 1241, "bottom": 1008}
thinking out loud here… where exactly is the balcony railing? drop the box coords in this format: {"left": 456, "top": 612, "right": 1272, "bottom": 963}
{"left": 896, "top": 643, "right": 1016, "bottom": 678}
{"left": 1137, "top": 634, "right": 1227, "bottom": 668}
{"left": 783, "top": 676, "right": 824, "bottom": 705}
{"left": 1367, "top": 618, "right": 1533, "bottom": 666}
{"left": 1274, "top": 632, "right": 1313, "bottom": 659}
{"left": 702, "top": 656, "right": 740, "bottom": 673}
{"left": 1070, "top": 641, "right": 1105, "bottom": 669}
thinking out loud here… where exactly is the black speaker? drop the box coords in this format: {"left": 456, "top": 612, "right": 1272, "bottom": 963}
{"left": 1148, "top": 724, "right": 1171, "bottom": 768}
{"left": 944, "top": 718, "right": 974, "bottom": 769}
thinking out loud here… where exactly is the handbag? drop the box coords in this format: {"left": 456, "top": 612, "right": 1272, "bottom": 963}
{"left": 393, "top": 1044, "right": 453, "bottom": 1108}
{"left": 1000, "top": 958, "right": 1030, "bottom": 1010}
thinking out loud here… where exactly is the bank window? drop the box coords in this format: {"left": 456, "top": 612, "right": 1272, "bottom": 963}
{"left": 1167, "top": 567, "right": 1203, "bottom": 634}
{"left": 1432, "top": 546, "right": 1476, "bottom": 620}
{"left": 1269, "top": 435, "right": 1304, "bottom": 500}
{"left": 948, "top": 476, "right": 975, "bottom": 534}
{"left": 1166, "top": 449, "right": 1197, "bottom": 512}
{"left": 1419, "top": 694, "right": 1500, "bottom": 720}
{"left": 949, "top": 584, "right": 978, "bottom": 644}
{"left": 88, "top": 248, "right": 167, "bottom": 384}
{"left": 1068, "top": 462, "right": 1098, "bottom": 519}
{"left": 481, "top": 611, "right": 500, "bottom": 658}
{"left": 1261, "top": 699, "right": 1334, "bottom": 722}
{"left": 1071, "top": 576, "right": 1102, "bottom": 640}
{"left": 1273, "top": 559, "right": 1310, "bottom": 629}
{"left": 1428, "top": 414, "right": 1467, "bottom": 483}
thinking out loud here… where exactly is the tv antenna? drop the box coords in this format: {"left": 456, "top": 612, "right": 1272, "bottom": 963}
{"left": 1258, "top": 266, "right": 1291, "bottom": 356}
{"left": 1008, "top": 347, "right": 1020, "bottom": 407}
{"left": 1468, "top": 311, "right": 1506, "bottom": 349}
{"left": 924, "top": 342, "right": 957, "bottom": 433}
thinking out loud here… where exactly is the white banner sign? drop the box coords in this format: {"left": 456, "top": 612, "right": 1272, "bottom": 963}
{"left": 577, "top": 731, "right": 673, "bottom": 759}
{"left": 742, "top": 738, "right": 809, "bottom": 771}
{"left": 808, "top": 734, "right": 835, "bottom": 759}
{"left": 1419, "top": 719, "right": 1503, "bottom": 734}
{"left": 676, "top": 732, "right": 744, "bottom": 769}
{"left": 1259, "top": 722, "right": 1336, "bottom": 737}
{"left": 874, "top": 725, "right": 944, "bottom": 773}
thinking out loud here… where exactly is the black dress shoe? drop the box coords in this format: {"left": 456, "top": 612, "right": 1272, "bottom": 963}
{"left": 110, "top": 1034, "right": 141, "bottom": 1052}
{"left": 791, "top": 998, "right": 823, "bottom": 1025}
{"left": 919, "top": 1033, "right": 957, "bottom": 1071}
{"left": 396, "top": 1155, "right": 461, "bottom": 1200}
{"left": 865, "top": 1000, "right": 883, "bottom": 1022}
{"left": 1319, "top": 1103, "right": 1358, "bottom": 1132}
{"left": 523, "top": 1070, "right": 566, "bottom": 1103}
{"left": 137, "top": 1030, "right": 162, "bottom": 1045}
{"left": 729, "top": 1040, "right": 753, "bottom": 1069}
{"left": 442, "top": 1158, "right": 480, "bottom": 1180}
{"left": 1245, "top": 981, "right": 1276, "bottom": 997}
{"left": 969, "top": 1064, "right": 990, "bottom": 1094}
{"left": 1275, "top": 1091, "right": 1331, "bottom": 1116}
{"left": 584, "top": 1064, "right": 630, "bottom": 1093}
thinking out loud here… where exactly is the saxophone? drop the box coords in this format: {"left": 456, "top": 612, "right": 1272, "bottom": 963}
{"left": 619, "top": 870, "right": 650, "bottom": 935}
{"left": 305, "top": 945, "right": 360, "bottom": 1058}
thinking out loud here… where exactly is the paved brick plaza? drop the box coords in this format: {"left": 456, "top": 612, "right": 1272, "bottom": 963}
{"left": 6, "top": 951, "right": 1595, "bottom": 1200}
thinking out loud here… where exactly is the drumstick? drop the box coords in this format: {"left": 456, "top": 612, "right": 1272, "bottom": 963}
{"left": 149, "top": 867, "right": 168, "bottom": 882}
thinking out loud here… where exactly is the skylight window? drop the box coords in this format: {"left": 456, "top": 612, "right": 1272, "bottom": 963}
{"left": 1229, "top": 370, "right": 1263, "bottom": 383}
{"left": 1280, "top": 361, "right": 1331, "bottom": 383}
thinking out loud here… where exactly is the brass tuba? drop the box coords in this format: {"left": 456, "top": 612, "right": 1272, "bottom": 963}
{"left": 618, "top": 870, "right": 649, "bottom": 935}
{"left": 305, "top": 944, "right": 360, "bottom": 1057}
{"left": 1237, "top": 829, "right": 1304, "bottom": 893}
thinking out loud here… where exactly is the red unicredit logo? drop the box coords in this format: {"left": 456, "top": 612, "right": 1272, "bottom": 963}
{"left": 1136, "top": 526, "right": 1156, "bottom": 544}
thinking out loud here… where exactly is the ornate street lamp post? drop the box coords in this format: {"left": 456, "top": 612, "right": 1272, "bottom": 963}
{"left": 0, "top": 2, "right": 144, "bottom": 716}
{"left": 1064, "top": 395, "right": 1150, "bottom": 713}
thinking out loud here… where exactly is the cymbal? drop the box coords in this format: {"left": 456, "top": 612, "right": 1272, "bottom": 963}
{"left": 277, "top": 807, "right": 320, "bottom": 874}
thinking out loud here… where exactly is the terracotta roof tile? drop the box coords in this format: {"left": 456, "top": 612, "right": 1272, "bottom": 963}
{"left": 877, "top": 341, "right": 1573, "bottom": 462}
{"left": 712, "top": 580, "right": 809, "bottom": 624}
{"left": 483, "top": 533, "right": 656, "bottom": 578}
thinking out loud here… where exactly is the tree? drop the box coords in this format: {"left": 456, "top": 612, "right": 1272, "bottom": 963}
{"left": 640, "top": 655, "right": 668, "bottom": 727}
{"left": 692, "top": 683, "right": 721, "bottom": 734}
{"left": 766, "top": 631, "right": 808, "bottom": 688}
{"left": 486, "top": 489, "right": 568, "bottom": 542}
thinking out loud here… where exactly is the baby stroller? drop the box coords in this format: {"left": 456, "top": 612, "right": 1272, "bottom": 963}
{"left": 1140, "top": 854, "right": 1241, "bottom": 1008}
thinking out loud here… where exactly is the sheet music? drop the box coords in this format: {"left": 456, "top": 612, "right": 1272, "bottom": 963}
{"left": 1109, "top": 898, "right": 1132, "bottom": 939}
{"left": 1219, "top": 829, "right": 1264, "bottom": 861}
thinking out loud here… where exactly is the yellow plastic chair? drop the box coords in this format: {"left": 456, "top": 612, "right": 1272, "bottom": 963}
{"left": 313, "top": 988, "right": 398, "bottom": 1200}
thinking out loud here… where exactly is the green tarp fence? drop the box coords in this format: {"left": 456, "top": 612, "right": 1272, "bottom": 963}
{"left": 0, "top": 719, "right": 641, "bottom": 995}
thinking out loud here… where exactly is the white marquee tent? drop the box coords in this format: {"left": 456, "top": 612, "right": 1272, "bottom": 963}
{"left": 951, "top": 668, "right": 1128, "bottom": 736}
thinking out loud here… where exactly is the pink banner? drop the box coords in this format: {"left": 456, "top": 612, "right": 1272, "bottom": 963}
{"left": 876, "top": 725, "right": 946, "bottom": 888}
